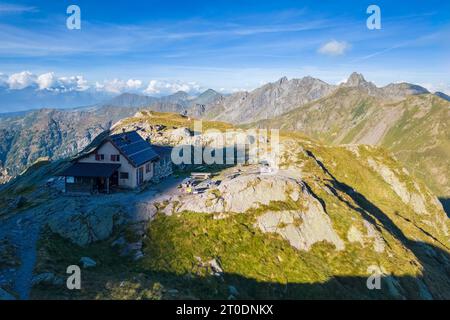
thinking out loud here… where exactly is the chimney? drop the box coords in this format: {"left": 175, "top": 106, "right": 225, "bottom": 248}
{"left": 146, "top": 137, "right": 151, "bottom": 144}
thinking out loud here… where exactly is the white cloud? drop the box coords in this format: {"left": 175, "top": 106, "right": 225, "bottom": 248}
{"left": 318, "top": 40, "right": 349, "bottom": 56}
{"left": 7, "top": 71, "right": 36, "bottom": 89}
{"left": 2, "top": 71, "right": 207, "bottom": 96}
{"left": 96, "top": 78, "right": 143, "bottom": 93}
{"left": 5, "top": 71, "right": 89, "bottom": 91}
{"left": 36, "top": 72, "right": 57, "bottom": 90}
{"left": 57, "top": 75, "right": 89, "bottom": 91}
{"left": 421, "top": 82, "right": 450, "bottom": 95}
{"left": 0, "top": 3, "right": 36, "bottom": 14}
{"left": 126, "top": 79, "right": 143, "bottom": 90}
{"left": 144, "top": 80, "right": 202, "bottom": 95}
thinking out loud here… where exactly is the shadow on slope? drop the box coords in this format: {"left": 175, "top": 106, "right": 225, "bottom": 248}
{"left": 30, "top": 236, "right": 450, "bottom": 300}
{"left": 439, "top": 198, "right": 450, "bottom": 218}
{"left": 304, "top": 150, "right": 450, "bottom": 299}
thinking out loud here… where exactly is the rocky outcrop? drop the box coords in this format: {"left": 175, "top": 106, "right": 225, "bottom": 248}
{"left": 175, "top": 174, "right": 305, "bottom": 214}
{"left": 79, "top": 257, "right": 97, "bottom": 268}
{"left": 47, "top": 203, "right": 124, "bottom": 247}
{"left": 367, "top": 158, "right": 427, "bottom": 215}
{"left": 255, "top": 209, "right": 345, "bottom": 251}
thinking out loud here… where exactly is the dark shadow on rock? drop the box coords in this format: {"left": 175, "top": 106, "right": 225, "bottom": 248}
{"left": 439, "top": 198, "right": 450, "bottom": 218}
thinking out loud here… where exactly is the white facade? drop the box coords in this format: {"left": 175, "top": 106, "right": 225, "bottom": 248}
{"left": 78, "top": 141, "right": 154, "bottom": 189}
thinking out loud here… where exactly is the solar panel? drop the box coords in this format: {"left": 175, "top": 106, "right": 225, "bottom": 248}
{"left": 130, "top": 148, "right": 159, "bottom": 166}
{"left": 109, "top": 131, "right": 159, "bottom": 166}
{"left": 121, "top": 141, "right": 151, "bottom": 155}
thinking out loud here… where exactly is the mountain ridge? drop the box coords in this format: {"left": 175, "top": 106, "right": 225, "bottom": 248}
{"left": 198, "top": 73, "right": 431, "bottom": 124}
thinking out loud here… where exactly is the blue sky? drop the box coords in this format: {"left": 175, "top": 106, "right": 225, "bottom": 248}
{"left": 0, "top": 0, "right": 449, "bottom": 94}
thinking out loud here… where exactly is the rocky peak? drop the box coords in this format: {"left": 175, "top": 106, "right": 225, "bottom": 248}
{"left": 278, "top": 76, "right": 288, "bottom": 85}
{"left": 344, "top": 72, "right": 369, "bottom": 87}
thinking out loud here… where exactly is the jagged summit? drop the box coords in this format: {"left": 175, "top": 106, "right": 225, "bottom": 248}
{"left": 344, "top": 72, "right": 369, "bottom": 87}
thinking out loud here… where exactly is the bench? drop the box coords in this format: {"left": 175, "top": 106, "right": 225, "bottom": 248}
{"left": 190, "top": 172, "right": 212, "bottom": 180}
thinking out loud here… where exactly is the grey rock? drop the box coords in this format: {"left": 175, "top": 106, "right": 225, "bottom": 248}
{"left": 79, "top": 257, "right": 97, "bottom": 268}
{"left": 177, "top": 174, "right": 306, "bottom": 214}
{"left": 256, "top": 208, "right": 345, "bottom": 252}
{"left": 31, "top": 272, "right": 64, "bottom": 286}
{"left": 208, "top": 258, "right": 223, "bottom": 274}
{"left": 47, "top": 204, "right": 123, "bottom": 246}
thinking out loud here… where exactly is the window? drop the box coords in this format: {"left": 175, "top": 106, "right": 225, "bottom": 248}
{"left": 66, "top": 176, "right": 75, "bottom": 184}
{"left": 145, "top": 163, "right": 152, "bottom": 173}
{"left": 95, "top": 154, "right": 104, "bottom": 161}
{"left": 111, "top": 154, "right": 120, "bottom": 162}
{"left": 120, "top": 172, "right": 129, "bottom": 179}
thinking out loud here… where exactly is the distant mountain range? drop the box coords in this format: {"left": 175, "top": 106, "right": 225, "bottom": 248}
{"left": 197, "top": 72, "right": 434, "bottom": 124}
{"left": 0, "top": 86, "right": 115, "bottom": 112}
{"left": 104, "top": 88, "right": 223, "bottom": 111}
{"left": 0, "top": 73, "right": 448, "bottom": 207}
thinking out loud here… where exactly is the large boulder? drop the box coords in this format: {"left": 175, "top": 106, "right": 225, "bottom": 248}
{"left": 79, "top": 257, "right": 97, "bottom": 268}
{"left": 31, "top": 272, "right": 64, "bottom": 286}
{"left": 47, "top": 204, "right": 124, "bottom": 246}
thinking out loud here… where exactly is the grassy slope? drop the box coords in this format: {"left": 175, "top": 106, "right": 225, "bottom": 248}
{"left": 116, "top": 110, "right": 233, "bottom": 132}
{"left": 379, "top": 95, "right": 450, "bottom": 197}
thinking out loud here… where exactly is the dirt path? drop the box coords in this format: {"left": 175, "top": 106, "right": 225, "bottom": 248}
{"left": 0, "top": 209, "right": 44, "bottom": 300}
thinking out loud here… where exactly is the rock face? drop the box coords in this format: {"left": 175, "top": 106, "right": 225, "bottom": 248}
{"left": 47, "top": 204, "right": 124, "bottom": 247}
{"left": 201, "top": 76, "right": 336, "bottom": 124}
{"left": 255, "top": 209, "right": 345, "bottom": 251}
{"left": 367, "top": 158, "right": 428, "bottom": 215}
{"left": 175, "top": 174, "right": 305, "bottom": 214}
{"left": 341, "top": 72, "right": 429, "bottom": 101}
{"left": 200, "top": 73, "right": 429, "bottom": 125}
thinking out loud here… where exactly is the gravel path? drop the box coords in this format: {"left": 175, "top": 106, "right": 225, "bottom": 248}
{"left": 0, "top": 210, "right": 44, "bottom": 299}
